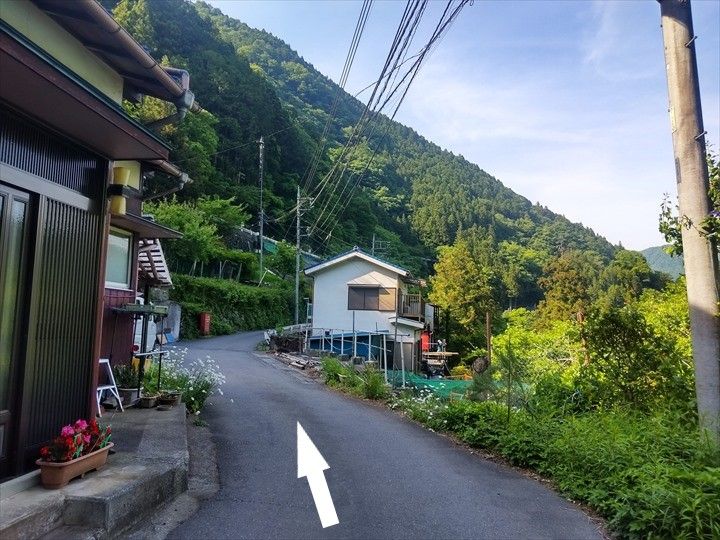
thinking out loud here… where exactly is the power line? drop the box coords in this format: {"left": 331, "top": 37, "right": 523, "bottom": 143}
{"left": 309, "top": 0, "right": 470, "bottom": 250}
{"left": 307, "top": 1, "right": 428, "bottom": 231}
{"left": 300, "top": 0, "right": 374, "bottom": 193}
{"left": 173, "top": 125, "right": 294, "bottom": 165}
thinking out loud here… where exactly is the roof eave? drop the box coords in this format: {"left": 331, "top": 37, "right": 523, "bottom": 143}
{"left": 304, "top": 249, "right": 409, "bottom": 278}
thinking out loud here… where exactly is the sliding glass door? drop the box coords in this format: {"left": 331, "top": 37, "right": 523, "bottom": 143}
{"left": 0, "top": 184, "right": 31, "bottom": 479}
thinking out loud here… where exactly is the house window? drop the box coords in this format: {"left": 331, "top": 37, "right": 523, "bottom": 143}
{"left": 348, "top": 286, "right": 396, "bottom": 311}
{"left": 348, "top": 286, "right": 379, "bottom": 310}
{"left": 105, "top": 228, "right": 132, "bottom": 289}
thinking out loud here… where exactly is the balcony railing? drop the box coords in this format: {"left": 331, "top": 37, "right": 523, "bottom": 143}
{"left": 400, "top": 293, "right": 424, "bottom": 319}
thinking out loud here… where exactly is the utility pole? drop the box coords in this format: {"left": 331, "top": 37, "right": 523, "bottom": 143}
{"left": 295, "top": 185, "right": 301, "bottom": 325}
{"left": 371, "top": 233, "right": 389, "bottom": 258}
{"left": 659, "top": 0, "right": 720, "bottom": 443}
{"left": 258, "top": 136, "right": 265, "bottom": 277}
{"left": 295, "top": 186, "right": 313, "bottom": 325}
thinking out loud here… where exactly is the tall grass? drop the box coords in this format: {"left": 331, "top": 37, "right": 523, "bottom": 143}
{"left": 392, "top": 393, "right": 720, "bottom": 539}
{"left": 320, "top": 358, "right": 389, "bottom": 400}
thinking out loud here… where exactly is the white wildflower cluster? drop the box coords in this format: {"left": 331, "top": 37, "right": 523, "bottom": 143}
{"left": 153, "top": 347, "right": 226, "bottom": 413}
{"left": 389, "top": 387, "right": 446, "bottom": 423}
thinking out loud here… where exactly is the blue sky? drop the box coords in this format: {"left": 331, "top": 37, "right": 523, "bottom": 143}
{"left": 207, "top": 0, "right": 720, "bottom": 250}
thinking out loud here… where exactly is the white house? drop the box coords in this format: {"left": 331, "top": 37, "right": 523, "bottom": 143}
{"left": 304, "top": 247, "right": 434, "bottom": 370}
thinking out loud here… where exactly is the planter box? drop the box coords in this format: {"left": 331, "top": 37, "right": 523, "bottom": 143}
{"left": 36, "top": 443, "right": 114, "bottom": 489}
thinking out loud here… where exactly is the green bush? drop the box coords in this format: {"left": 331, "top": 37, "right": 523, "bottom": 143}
{"left": 581, "top": 306, "right": 694, "bottom": 411}
{"left": 391, "top": 392, "right": 720, "bottom": 539}
{"left": 171, "top": 274, "right": 293, "bottom": 339}
{"left": 320, "top": 359, "right": 388, "bottom": 400}
{"left": 359, "top": 366, "right": 389, "bottom": 400}
{"left": 320, "top": 357, "right": 346, "bottom": 386}
{"left": 113, "top": 363, "right": 139, "bottom": 388}
{"left": 543, "top": 410, "right": 719, "bottom": 539}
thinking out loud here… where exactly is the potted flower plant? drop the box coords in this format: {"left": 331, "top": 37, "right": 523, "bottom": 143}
{"left": 36, "top": 419, "right": 113, "bottom": 489}
{"left": 113, "top": 364, "right": 141, "bottom": 405}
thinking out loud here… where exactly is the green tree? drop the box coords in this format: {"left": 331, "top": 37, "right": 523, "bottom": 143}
{"left": 496, "top": 241, "right": 545, "bottom": 308}
{"left": 660, "top": 150, "right": 720, "bottom": 255}
{"left": 196, "top": 196, "right": 250, "bottom": 240}
{"left": 580, "top": 306, "right": 693, "bottom": 410}
{"left": 596, "top": 249, "right": 660, "bottom": 310}
{"left": 144, "top": 198, "right": 222, "bottom": 273}
{"left": 538, "top": 250, "right": 603, "bottom": 322}
{"left": 113, "top": 0, "right": 156, "bottom": 50}
{"left": 429, "top": 229, "right": 498, "bottom": 331}
{"left": 267, "top": 241, "right": 296, "bottom": 280}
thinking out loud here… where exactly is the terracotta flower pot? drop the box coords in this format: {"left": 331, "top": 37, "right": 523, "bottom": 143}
{"left": 36, "top": 443, "right": 114, "bottom": 489}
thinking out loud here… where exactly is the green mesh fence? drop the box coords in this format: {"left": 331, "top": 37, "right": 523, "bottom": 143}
{"left": 386, "top": 370, "right": 472, "bottom": 398}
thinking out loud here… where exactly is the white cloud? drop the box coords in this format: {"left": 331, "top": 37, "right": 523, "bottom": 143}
{"left": 581, "top": 0, "right": 659, "bottom": 82}
{"left": 394, "top": 49, "right": 677, "bottom": 250}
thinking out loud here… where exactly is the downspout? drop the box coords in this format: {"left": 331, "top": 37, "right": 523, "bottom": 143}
{"left": 143, "top": 172, "right": 192, "bottom": 201}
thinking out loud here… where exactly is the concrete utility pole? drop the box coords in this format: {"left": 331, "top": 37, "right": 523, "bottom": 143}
{"left": 295, "top": 186, "right": 313, "bottom": 325}
{"left": 258, "top": 136, "right": 265, "bottom": 277}
{"left": 659, "top": 0, "right": 720, "bottom": 444}
{"left": 296, "top": 185, "right": 301, "bottom": 325}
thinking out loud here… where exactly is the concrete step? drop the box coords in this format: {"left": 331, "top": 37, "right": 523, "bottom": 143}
{"left": 0, "top": 486, "right": 64, "bottom": 540}
{"left": 62, "top": 457, "right": 187, "bottom": 535}
{"left": 1, "top": 406, "right": 189, "bottom": 540}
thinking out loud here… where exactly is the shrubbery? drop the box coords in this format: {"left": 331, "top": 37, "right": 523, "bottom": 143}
{"left": 171, "top": 274, "right": 293, "bottom": 339}
{"left": 320, "top": 357, "right": 389, "bottom": 400}
{"left": 364, "top": 278, "right": 716, "bottom": 538}
{"left": 391, "top": 393, "right": 719, "bottom": 538}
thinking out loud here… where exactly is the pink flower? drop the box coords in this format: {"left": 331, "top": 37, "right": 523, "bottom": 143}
{"left": 83, "top": 434, "right": 91, "bottom": 444}
{"left": 61, "top": 425, "right": 74, "bottom": 437}
{"left": 74, "top": 419, "right": 88, "bottom": 431}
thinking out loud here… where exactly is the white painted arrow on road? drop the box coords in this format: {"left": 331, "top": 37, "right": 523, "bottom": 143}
{"left": 297, "top": 422, "right": 339, "bottom": 528}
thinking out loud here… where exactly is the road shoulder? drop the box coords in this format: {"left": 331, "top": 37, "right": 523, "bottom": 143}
{"left": 121, "top": 418, "right": 219, "bottom": 540}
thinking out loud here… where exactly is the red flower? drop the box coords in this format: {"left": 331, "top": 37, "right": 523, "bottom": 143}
{"left": 38, "top": 418, "right": 112, "bottom": 462}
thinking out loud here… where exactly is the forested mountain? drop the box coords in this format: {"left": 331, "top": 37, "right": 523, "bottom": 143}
{"left": 108, "top": 0, "right": 617, "bottom": 276}
{"left": 641, "top": 245, "right": 685, "bottom": 278}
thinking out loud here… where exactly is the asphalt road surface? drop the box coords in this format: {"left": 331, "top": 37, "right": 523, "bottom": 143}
{"left": 169, "top": 331, "right": 602, "bottom": 540}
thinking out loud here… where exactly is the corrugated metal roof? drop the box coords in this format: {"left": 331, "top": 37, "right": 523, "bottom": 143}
{"left": 304, "top": 247, "right": 411, "bottom": 278}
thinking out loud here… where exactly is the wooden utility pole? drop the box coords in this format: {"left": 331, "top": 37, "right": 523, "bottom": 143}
{"left": 258, "top": 136, "right": 265, "bottom": 276}
{"left": 659, "top": 0, "right": 720, "bottom": 443}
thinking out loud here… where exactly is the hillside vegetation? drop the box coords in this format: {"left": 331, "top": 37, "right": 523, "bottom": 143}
{"left": 109, "top": 0, "right": 616, "bottom": 285}
{"left": 642, "top": 245, "right": 685, "bottom": 278}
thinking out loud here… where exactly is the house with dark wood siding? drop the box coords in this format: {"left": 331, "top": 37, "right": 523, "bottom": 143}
{"left": 0, "top": 0, "right": 193, "bottom": 479}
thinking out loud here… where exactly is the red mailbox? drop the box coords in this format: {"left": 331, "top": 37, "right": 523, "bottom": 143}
{"left": 198, "top": 312, "right": 211, "bottom": 336}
